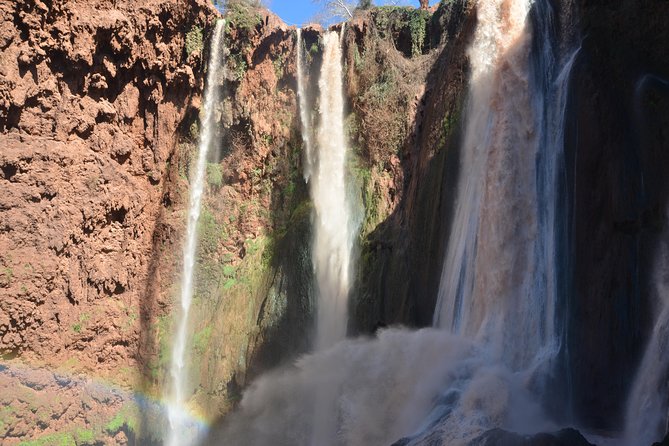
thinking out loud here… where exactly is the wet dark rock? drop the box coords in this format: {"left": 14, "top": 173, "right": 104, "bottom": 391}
{"left": 653, "top": 432, "right": 669, "bottom": 446}
{"left": 469, "top": 428, "right": 595, "bottom": 446}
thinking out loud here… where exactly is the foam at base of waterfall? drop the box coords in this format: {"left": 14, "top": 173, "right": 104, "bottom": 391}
{"left": 210, "top": 328, "right": 555, "bottom": 446}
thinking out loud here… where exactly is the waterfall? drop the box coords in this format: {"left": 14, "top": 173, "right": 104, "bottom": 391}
{"left": 624, "top": 301, "right": 669, "bottom": 445}
{"left": 208, "top": 3, "right": 586, "bottom": 444}
{"left": 309, "top": 29, "right": 357, "bottom": 350}
{"left": 296, "top": 27, "right": 359, "bottom": 446}
{"left": 433, "top": 0, "right": 578, "bottom": 374}
{"left": 433, "top": 0, "right": 538, "bottom": 364}
{"left": 165, "top": 19, "right": 224, "bottom": 446}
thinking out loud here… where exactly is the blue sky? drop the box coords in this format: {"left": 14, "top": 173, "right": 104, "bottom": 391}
{"left": 267, "top": 1, "right": 439, "bottom": 27}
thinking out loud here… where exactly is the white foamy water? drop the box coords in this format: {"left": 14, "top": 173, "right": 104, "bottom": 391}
{"left": 304, "top": 28, "right": 360, "bottom": 446}
{"left": 310, "top": 29, "right": 358, "bottom": 351}
{"left": 209, "top": 328, "right": 553, "bottom": 446}
{"left": 165, "top": 20, "right": 225, "bottom": 446}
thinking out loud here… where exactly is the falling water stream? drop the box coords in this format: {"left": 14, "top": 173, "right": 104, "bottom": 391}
{"left": 307, "top": 29, "right": 357, "bottom": 352}
{"left": 300, "top": 27, "right": 360, "bottom": 445}
{"left": 433, "top": 0, "right": 540, "bottom": 365}
{"left": 165, "top": 20, "right": 225, "bottom": 446}
{"left": 433, "top": 0, "right": 579, "bottom": 379}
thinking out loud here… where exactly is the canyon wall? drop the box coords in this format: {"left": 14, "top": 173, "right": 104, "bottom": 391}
{"left": 0, "top": 0, "right": 217, "bottom": 442}
{"left": 0, "top": 1, "right": 479, "bottom": 441}
{"left": 3, "top": 0, "right": 669, "bottom": 443}
{"left": 565, "top": 0, "right": 669, "bottom": 429}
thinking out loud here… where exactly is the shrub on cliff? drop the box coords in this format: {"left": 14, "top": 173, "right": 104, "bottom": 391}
{"left": 185, "top": 25, "right": 204, "bottom": 55}
{"left": 226, "top": 0, "right": 263, "bottom": 34}
{"left": 372, "top": 6, "right": 431, "bottom": 57}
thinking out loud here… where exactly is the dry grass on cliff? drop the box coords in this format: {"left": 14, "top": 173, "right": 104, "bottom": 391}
{"left": 346, "top": 21, "right": 436, "bottom": 164}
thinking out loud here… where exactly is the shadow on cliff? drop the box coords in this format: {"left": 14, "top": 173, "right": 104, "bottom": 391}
{"left": 348, "top": 1, "right": 475, "bottom": 334}
{"left": 135, "top": 15, "right": 214, "bottom": 444}
{"left": 565, "top": 0, "right": 669, "bottom": 428}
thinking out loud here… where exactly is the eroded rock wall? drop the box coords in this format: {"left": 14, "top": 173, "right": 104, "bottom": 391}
{"left": 0, "top": 0, "right": 217, "bottom": 442}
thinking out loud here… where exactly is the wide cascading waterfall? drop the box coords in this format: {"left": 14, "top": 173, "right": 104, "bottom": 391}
{"left": 433, "top": 0, "right": 578, "bottom": 375}
{"left": 433, "top": 0, "right": 538, "bottom": 365}
{"left": 309, "top": 29, "right": 357, "bottom": 351}
{"left": 165, "top": 20, "right": 224, "bottom": 446}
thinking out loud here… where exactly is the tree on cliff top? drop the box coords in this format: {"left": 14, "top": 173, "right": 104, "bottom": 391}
{"left": 313, "top": 0, "right": 356, "bottom": 19}
{"left": 313, "top": 0, "right": 424, "bottom": 21}
{"left": 212, "top": 0, "right": 267, "bottom": 11}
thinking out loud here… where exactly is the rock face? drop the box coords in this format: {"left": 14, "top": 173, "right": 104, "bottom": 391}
{"left": 564, "top": 0, "right": 669, "bottom": 429}
{"left": 3, "top": 0, "right": 669, "bottom": 443}
{"left": 0, "top": 0, "right": 217, "bottom": 442}
{"left": 468, "top": 428, "right": 594, "bottom": 446}
{"left": 0, "top": 363, "right": 137, "bottom": 445}
{"left": 391, "top": 427, "right": 595, "bottom": 446}
{"left": 345, "top": 0, "right": 475, "bottom": 333}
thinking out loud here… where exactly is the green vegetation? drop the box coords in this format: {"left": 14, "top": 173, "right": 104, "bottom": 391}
{"left": 71, "top": 313, "right": 90, "bottom": 334}
{"left": 226, "top": 1, "right": 262, "bottom": 34}
{"left": 146, "top": 313, "right": 172, "bottom": 380}
{"left": 207, "top": 162, "right": 223, "bottom": 189}
{"left": 1, "top": 267, "right": 12, "bottom": 285}
{"left": 185, "top": 25, "right": 204, "bottom": 56}
{"left": 223, "top": 264, "right": 236, "bottom": 277}
{"left": 105, "top": 404, "right": 138, "bottom": 436}
{"left": 193, "top": 325, "right": 213, "bottom": 354}
{"left": 189, "top": 121, "right": 199, "bottom": 140}
{"left": 197, "top": 206, "right": 223, "bottom": 256}
{"left": 366, "top": 72, "right": 395, "bottom": 104}
{"left": 178, "top": 143, "right": 196, "bottom": 181}
{"left": 273, "top": 53, "right": 286, "bottom": 79}
{"left": 229, "top": 53, "right": 248, "bottom": 82}
{"left": 407, "top": 9, "right": 430, "bottom": 57}
{"left": 439, "top": 109, "right": 459, "bottom": 148}
{"left": 73, "top": 429, "right": 95, "bottom": 445}
{"left": 18, "top": 432, "right": 76, "bottom": 446}
{"left": 372, "top": 6, "right": 431, "bottom": 57}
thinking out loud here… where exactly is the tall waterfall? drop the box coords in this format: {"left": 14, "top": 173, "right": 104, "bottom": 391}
{"left": 297, "top": 27, "right": 359, "bottom": 446}
{"left": 433, "top": 0, "right": 577, "bottom": 373}
{"left": 308, "top": 29, "right": 357, "bottom": 350}
{"left": 165, "top": 20, "right": 224, "bottom": 446}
